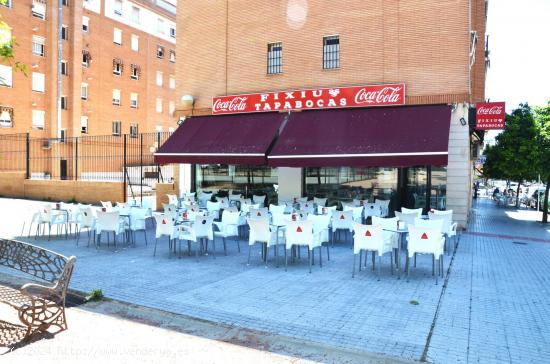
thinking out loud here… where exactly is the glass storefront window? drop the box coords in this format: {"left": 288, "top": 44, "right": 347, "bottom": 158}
{"left": 431, "top": 167, "right": 447, "bottom": 210}
{"left": 304, "top": 167, "right": 398, "bottom": 209}
{"left": 405, "top": 167, "right": 428, "bottom": 209}
{"left": 195, "top": 165, "right": 278, "bottom": 203}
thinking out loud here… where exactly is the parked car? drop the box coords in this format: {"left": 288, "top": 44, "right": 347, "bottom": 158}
{"left": 528, "top": 187, "right": 549, "bottom": 211}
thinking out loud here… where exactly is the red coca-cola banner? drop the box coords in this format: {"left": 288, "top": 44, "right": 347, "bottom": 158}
{"left": 476, "top": 102, "right": 505, "bottom": 130}
{"left": 212, "top": 83, "right": 405, "bottom": 115}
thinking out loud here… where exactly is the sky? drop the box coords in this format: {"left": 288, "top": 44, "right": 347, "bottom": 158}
{"left": 485, "top": 0, "right": 550, "bottom": 112}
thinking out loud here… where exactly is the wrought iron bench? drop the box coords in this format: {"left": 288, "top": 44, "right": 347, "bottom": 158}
{"left": 0, "top": 238, "right": 76, "bottom": 339}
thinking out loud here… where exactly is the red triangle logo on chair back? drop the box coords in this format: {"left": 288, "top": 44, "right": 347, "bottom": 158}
{"left": 162, "top": 219, "right": 166, "bottom": 225}
{"left": 84, "top": 212, "right": 88, "bottom": 216}
{"left": 168, "top": 208, "right": 172, "bottom": 211}
{"left": 183, "top": 212, "right": 188, "bottom": 219}
{"left": 296, "top": 226, "right": 303, "bottom": 233}
{"left": 43, "top": 209, "right": 47, "bottom": 213}
{"left": 256, "top": 212, "right": 261, "bottom": 216}
{"left": 365, "top": 230, "right": 372, "bottom": 237}
{"left": 340, "top": 214, "right": 345, "bottom": 220}
{"left": 421, "top": 232, "right": 428, "bottom": 240}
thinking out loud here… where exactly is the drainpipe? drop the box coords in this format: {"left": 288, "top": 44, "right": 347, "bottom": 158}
{"left": 56, "top": 0, "right": 62, "bottom": 138}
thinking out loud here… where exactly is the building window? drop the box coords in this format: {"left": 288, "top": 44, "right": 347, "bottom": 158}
{"left": 156, "top": 45, "right": 164, "bottom": 59}
{"left": 170, "top": 27, "right": 175, "bottom": 38}
{"left": 112, "top": 121, "right": 121, "bottom": 136}
{"left": 113, "top": 0, "right": 122, "bottom": 16}
{"left": 267, "top": 42, "right": 282, "bottom": 74}
{"left": 82, "top": 16, "right": 89, "bottom": 32}
{"left": 62, "top": 0, "right": 69, "bottom": 6}
{"left": 61, "top": 61, "right": 68, "bottom": 76}
{"left": 61, "top": 25, "right": 69, "bottom": 41}
{"left": 32, "top": 0, "right": 46, "bottom": 20}
{"left": 0, "top": 65, "right": 12, "bottom": 87}
{"left": 0, "top": 107, "right": 13, "bottom": 128}
{"left": 156, "top": 71, "right": 163, "bottom": 87}
{"left": 113, "top": 58, "right": 123, "bottom": 75}
{"left": 131, "top": 34, "right": 139, "bottom": 52}
{"left": 59, "top": 129, "right": 66, "bottom": 142}
{"left": 130, "top": 123, "right": 138, "bottom": 137}
{"left": 80, "top": 116, "right": 88, "bottom": 134}
{"left": 60, "top": 96, "right": 68, "bottom": 110}
{"left": 130, "top": 64, "right": 140, "bottom": 80}
{"left": 323, "top": 35, "right": 340, "bottom": 69}
{"left": 81, "top": 83, "right": 88, "bottom": 100}
{"left": 82, "top": 50, "right": 91, "bottom": 67}
{"left": 112, "top": 89, "right": 121, "bottom": 106}
{"left": 169, "top": 75, "right": 175, "bottom": 89}
{"left": 32, "top": 72, "right": 45, "bottom": 92}
{"left": 32, "top": 36, "right": 45, "bottom": 57}
{"left": 130, "top": 92, "right": 138, "bottom": 108}
{"left": 155, "top": 98, "right": 162, "bottom": 113}
{"left": 157, "top": 18, "right": 165, "bottom": 35}
{"left": 169, "top": 50, "right": 175, "bottom": 63}
{"left": 113, "top": 28, "right": 122, "bottom": 45}
{"left": 131, "top": 6, "right": 140, "bottom": 23}
{"left": 32, "top": 110, "right": 45, "bottom": 129}
{"left": 169, "top": 101, "right": 175, "bottom": 116}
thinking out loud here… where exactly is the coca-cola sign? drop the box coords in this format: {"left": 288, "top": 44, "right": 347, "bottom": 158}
{"left": 476, "top": 102, "right": 505, "bottom": 130}
{"left": 212, "top": 83, "right": 405, "bottom": 115}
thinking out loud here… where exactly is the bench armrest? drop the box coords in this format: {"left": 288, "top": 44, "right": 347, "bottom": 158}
{"left": 21, "top": 282, "right": 60, "bottom": 302}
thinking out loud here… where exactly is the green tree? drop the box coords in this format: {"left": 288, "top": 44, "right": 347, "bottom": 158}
{"left": 534, "top": 100, "right": 550, "bottom": 222}
{"left": 0, "top": 0, "right": 26, "bottom": 85}
{"left": 483, "top": 104, "right": 540, "bottom": 207}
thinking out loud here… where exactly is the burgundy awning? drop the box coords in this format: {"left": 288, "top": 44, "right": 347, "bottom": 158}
{"left": 155, "top": 113, "right": 286, "bottom": 165}
{"left": 267, "top": 105, "right": 451, "bottom": 167}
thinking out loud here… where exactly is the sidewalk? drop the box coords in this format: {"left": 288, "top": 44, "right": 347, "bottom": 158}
{"left": 1, "top": 197, "right": 549, "bottom": 363}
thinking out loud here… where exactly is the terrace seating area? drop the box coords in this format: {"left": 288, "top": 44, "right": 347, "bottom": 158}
{"left": 22, "top": 192, "right": 459, "bottom": 284}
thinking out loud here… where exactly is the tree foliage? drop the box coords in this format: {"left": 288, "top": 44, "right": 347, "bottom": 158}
{"left": 0, "top": 0, "right": 27, "bottom": 85}
{"left": 534, "top": 101, "right": 550, "bottom": 222}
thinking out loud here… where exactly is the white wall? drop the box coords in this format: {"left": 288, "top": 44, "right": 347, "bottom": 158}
{"left": 277, "top": 167, "right": 302, "bottom": 202}
{"left": 445, "top": 103, "right": 472, "bottom": 228}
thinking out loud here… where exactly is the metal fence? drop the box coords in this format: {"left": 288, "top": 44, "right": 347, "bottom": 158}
{"left": 0, "top": 132, "right": 173, "bottom": 199}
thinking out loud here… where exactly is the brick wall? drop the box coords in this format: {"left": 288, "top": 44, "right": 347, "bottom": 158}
{"left": 176, "top": 0, "right": 479, "bottom": 115}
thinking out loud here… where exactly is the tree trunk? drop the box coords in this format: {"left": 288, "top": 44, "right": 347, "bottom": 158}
{"left": 515, "top": 181, "right": 521, "bottom": 207}
{"left": 543, "top": 175, "right": 550, "bottom": 223}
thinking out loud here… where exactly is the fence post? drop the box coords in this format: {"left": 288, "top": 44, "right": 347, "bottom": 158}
{"left": 123, "top": 134, "right": 127, "bottom": 203}
{"left": 25, "top": 133, "right": 30, "bottom": 179}
{"left": 75, "top": 137, "right": 78, "bottom": 181}
{"left": 140, "top": 133, "right": 143, "bottom": 206}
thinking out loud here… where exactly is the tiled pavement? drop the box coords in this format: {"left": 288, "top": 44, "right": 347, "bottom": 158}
{"left": 1, "top": 197, "right": 549, "bottom": 363}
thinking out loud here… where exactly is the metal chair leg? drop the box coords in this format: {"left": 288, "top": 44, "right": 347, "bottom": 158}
{"left": 406, "top": 256, "right": 410, "bottom": 282}
{"left": 154, "top": 238, "right": 158, "bottom": 256}
{"left": 285, "top": 248, "right": 288, "bottom": 271}
{"left": 377, "top": 255, "right": 381, "bottom": 281}
{"left": 359, "top": 250, "right": 362, "bottom": 272}
{"left": 247, "top": 244, "right": 252, "bottom": 265}
{"left": 352, "top": 253, "right": 356, "bottom": 278}
{"left": 309, "top": 248, "right": 312, "bottom": 273}
{"left": 319, "top": 246, "right": 322, "bottom": 268}
{"left": 236, "top": 236, "right": 240, "bottom": 253}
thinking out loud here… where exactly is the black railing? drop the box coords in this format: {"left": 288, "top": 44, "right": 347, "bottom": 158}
{"left": 0, "top": 132, "right": 173, "bottom": 199}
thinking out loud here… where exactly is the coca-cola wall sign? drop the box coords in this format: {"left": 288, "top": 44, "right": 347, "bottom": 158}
{"left": 211, "top": 83, "right": 405, "bottom": 115}
{"left": 475, "top": 102, "right": 506, "bottom": 130}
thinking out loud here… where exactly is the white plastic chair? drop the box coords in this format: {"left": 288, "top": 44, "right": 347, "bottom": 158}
{"left": 36, "top": 205, "right": 69, "bottom": 241}
{"left": 407, "top": 226, "right": 445, "bottom": 284}
{"left": 213, "top": 210, "right": 241, "bottom": 255}
{"left": 153, "top": 213, "right": 178, "bottom": 257}
{"left": 401, "top": 207, "right": 422, "bottom": 217}
{"left": 284, "top": 219, "right": 322, "bottom": 273}
{"left": 352, "top": 199, "right": 368, "bottom": 207}
{"left": 372, "top": 216, "right": 400, "bottom": 259}
{"left": 129, "top": 208, "right": 148, "bottom": 246}
{"left": 269, "top": 204, "right": 286, "bottom": 214}
{"left": 247, "top": 218, "right": 284, "bottom": 267}
{"left": 429, "top": 210, "right": 458, "bottom": 252}
{"left": 330, "top": 210, "right": 354, "bottom": 246}
{"left": 249, "top": 207, "right": 269, "bottom": 219}
{"left": 375, "top": 199, "right": 390, "bottom": 217}
{"left": 352, "top": 223, "right": 393, "bottom": 279}
{"left": 166, "top": 194, "right": 179, "bottom": 207}
{"left": 216, "top": 197, "right": 230, "bottom": 209}
{"left": 363, "top": 203, "right": 382, "bottom": 220}
{"left": 198, "top": 192, "right": 213, "bottom": 207}
{"left": 95, "top": 210, "right": 127, "bottom": 249}
{"left": 77, "top": 206, "right": 96, "bottom": 247}
{"left": 206, "top": 201, "right": 221, "bottom": 220}
{"left": 344, "top": 205, "right": 364, "bottom": 223}
{"left": 308, "top": 214, "right": 331, "bottom": 261}
{"left": 100, "top": 201, "right": 113, "bottom": 212}
{"left": 241, "top": 202, "right": 259, "bottom": 214}
{"left": 252, "top": 194, "right": 266, "bottom": 206}
{"left": 300, "top": 201, "right": 315, "bottom": 214}
{"left": 313, "top": 197, "right": 327, "bottom": 207}
{"left": 394, "top": 211, "right": 417, "bottom": 229}
{"left": 178, "top": 215, "right": 214, "bottom": 260}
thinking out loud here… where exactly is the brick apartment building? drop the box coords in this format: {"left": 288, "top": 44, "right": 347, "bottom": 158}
{"left": 160, "top": 0, "right": 488, "bottom": 226}
{"left": 0, "top": 0, "right": 177, "bottom": 138}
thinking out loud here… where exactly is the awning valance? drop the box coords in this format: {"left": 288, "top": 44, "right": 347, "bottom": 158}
{"left": 267, "top": 105, "right": 452, "bottom": 167}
